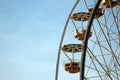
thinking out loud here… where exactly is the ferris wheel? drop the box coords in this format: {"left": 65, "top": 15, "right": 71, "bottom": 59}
{"left": 55, "top": 0, "right": 120, "bottom": 80}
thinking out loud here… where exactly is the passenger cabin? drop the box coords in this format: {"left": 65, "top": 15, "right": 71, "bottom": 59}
{"left": 70, "top": 12, "right": 91, "bottom": 21}
{"left": 118, "top": 0, "right": 120, "bottom": 6}
{"left": 73, "top": 29, "right": 92, "bottom": 41}
{"left": 102, "top": 0, "right": 117, "bottom": 8}
{"left": 70, "top": 8, "right": 103, "bottom": 21}
{"left": 64, "top": 62, "right": 80, "bottom": 73}
{"left": 61, "top": 44, "right": 83, "bottom": 53}
{"left": 86, "top": 8, "right": 103, "bottom": 18}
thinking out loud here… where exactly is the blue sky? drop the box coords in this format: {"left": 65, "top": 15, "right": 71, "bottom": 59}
{"left": 1, "top": 0, "right": 120, "bottom": 80}
{"left": 0, "top": 0, "right": 77, "bottom": 80}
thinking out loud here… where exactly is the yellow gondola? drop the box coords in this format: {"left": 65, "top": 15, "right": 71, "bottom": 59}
{"left": 73, "top": 29, "right": 92, "bottom": 41}
{"left": 102, "top": 0, "right": 117, "bottom": 8}
{"left": 61, "top": 44, "right": 83, "bottom": 53}
{"left": 117, "top": 0, "right": 120, "bottom": 6}
{"left": 70, "top": 12, "right": 91, "bottom": 21}
{"left": 86, "top": 8, "right": 103, "bottom": 19}
{"left": 70, "top": 8, "right": 103, "bottom": 21}
{"left": 64, "top": 62, "right": 80, "bottom": 73}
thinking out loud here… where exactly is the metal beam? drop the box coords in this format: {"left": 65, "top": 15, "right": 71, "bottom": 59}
{"left": 80, "top": 0, "right": 102, "bottom": 80}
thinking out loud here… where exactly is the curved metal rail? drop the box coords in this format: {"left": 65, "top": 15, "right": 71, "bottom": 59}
{"left": 55, "top": 0, "right": 80, "bottom": 80}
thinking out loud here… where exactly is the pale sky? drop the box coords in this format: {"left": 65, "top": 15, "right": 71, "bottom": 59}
{"left": 1, "top": 0, "right": 119, "bottom": 80}
{"left": 0, "top": 0, "right": 76, "bottom": 80}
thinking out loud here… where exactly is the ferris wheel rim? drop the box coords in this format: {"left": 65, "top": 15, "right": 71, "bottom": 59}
{"left": 55, "top": 0, "right": 120, "bottom": 80}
